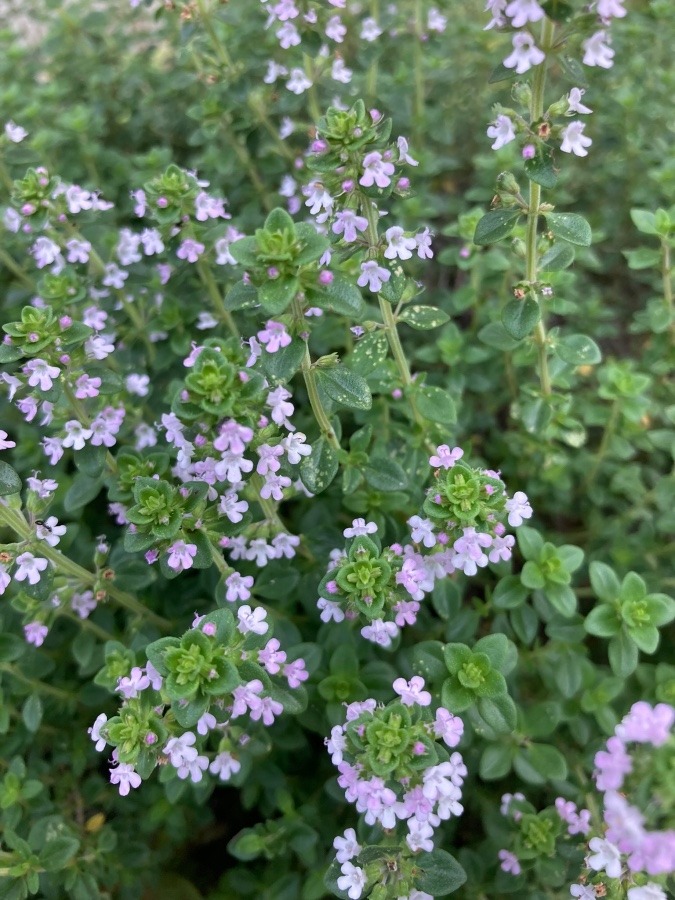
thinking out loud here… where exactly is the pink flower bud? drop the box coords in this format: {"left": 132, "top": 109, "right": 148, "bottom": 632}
{"left": 145, "top": 732, "right": 158, "bottom": 745}
{"left": 522, "top": 144, "right": 536, "bottom": 159}
{"left": 202, "top": 622, "right": 217, "bottom": 637}
{"left": 341, "top": 179, "right": 354, "bottom": 193}
{"left": 21, "top": 203, "right": 35, "bottom": 216}
{"left": 319, "top": 270, "right": 334, "bottom": 285}
{"left": 397, "top": 177, "right": 410, "bottom": 191}
{"left": 59, "top": 315, "right": 72, "bottom": 328}
{"left": 156, "top": 197, "right": 168, "bottom": 208}
{"left": 370, "top": 109, "right": 382, "bottom": 122}
{"left": 267, "top": 266, "right": 279, "bottom": 279}
{"left": 59, "top": 354, "right": 70, "bottom": 365}
{"left": 392, "top": 388, "right": 403, "bottom": 400}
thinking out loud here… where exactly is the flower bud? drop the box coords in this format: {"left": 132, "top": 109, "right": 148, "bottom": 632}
{"left": 511, "top": 82, "right": 532, "bottom": 107}
{"left": 496, "top": 171, "right": 521, "bottom": 196}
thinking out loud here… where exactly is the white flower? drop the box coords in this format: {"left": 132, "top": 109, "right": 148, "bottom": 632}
{"left": 286, "top": 68, "right": 312, "bottom": 94}
{"left": 582, "top": 30, "right": 614, "bottom": 68}
{"left": 336, "top": 861, "right": 367, "bottom": 900}
{"left": 88, "top": 713, "right": 108, "bottom": 752}
{"left": 560, "top": 121, "right": 592, "bottom": 157}
{"left": 627, "top": 885, "right": 667, "bottom": 900}
{"left": 487, "top": 114, "right": 516, "bottom": 150}
{"left": 505, "top": 0, "right": 544, "bottom": 27}
{"left": 237, "top": 605, "right": 269, "bottom": 636}
{"left": 587, "top": 837, "right": 622, "bottom": 878}
{"left": 343, "top": 518, "right": 377, "bottom": 538}
{"left": 5, "top": 121, "right": 28, "bottom": 142}
{"left": 333, "top": 827, "right": 361, "bottom": 864}
{"left": 567, "top": 88, "right": 593, "bottom": 115}
{"left": 14, "top": 552, "right": 49, "bottom": 585}
{"left": 504, "top": 491, "right": 533, "bottom": 526}
{"left": 503, "top": 33, "right": 545, "bottom": 74}
{"left": 384, "top": 226, "right": 417, "bottom": 261}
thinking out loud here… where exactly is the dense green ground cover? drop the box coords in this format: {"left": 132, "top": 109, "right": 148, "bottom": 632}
{"left": 0, "top": 0, "right": 673, "bottom": 898}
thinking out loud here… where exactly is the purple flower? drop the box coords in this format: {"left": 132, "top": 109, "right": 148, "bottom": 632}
{"left": 24, "top": 621, "right": 48, "bottom": 647}
{"left": 166, "top": 540, "right": 198, "bottom": 573}
{"left": 176, "top": 239, "right": 205, "bottom": 263}
{"left": 433, "top": 708, "right": 464, "bottom": 747}
{"left": 393, "top": 676, "right": 432, "bottom": 707}
{"left": 429, "top": 444, "right": 463, "bottom": 469}
{"left": 332, "top": 210, "right": 368, "bottom": 243}
{"left": 504, "top": 491, "right": 533, "bottom": 527}
{"left": 359, "top": 151, "right": 395, "bottom": 189}
{"left": 357, "top": 260, "right": 391, "bottom": 293}
{"left": 498, "top": 850, "right": 521, "bottom": 875}
{"left": 109, "top": 762, "right": 142, "bottom": 796}
{"left": 343, "top": 518, "right": 377, "bottom": 538}
{"left": 15, "top": 553, "right": 49, "bottom": 585}
{"left": 237, "top": 605, "right": 268, "bottom": 636}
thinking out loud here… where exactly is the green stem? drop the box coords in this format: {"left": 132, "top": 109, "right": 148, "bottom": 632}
{"left": 303, "top": 54, "right": 322, "bottom": 125}
{"left": 584, "top": 399, "right": 620, "bottom": 487}
{"left": 662, "top": 238, "right": 674, "bottom": 338}
{"left": 365, "top": 0, "right": 380, "bottom": 103}
{"left": 221, "top": 121, "right": 271, "bottom": 210}
{"left": 0, "top": 155, "right": 14, "bottom": 192}
{"left": 196, "top": 260, "right": 239, "bottom": 338}
{"left": 0, "top": 663, "right": 75, "bottom": 703}
{"left": 195, "top": 0, "right": 234, "bottom": 71}
{"left": 361, "top": 196, "right": 429, "bottom": 435}
{"left": 525, "top": 17, "right": 555, "bottom": 397}
{"left": 412, "top": 0, "right": 425, "bottom": 139}
{"left": 250, "top": 474, "right": 287, "bottom": 534}
{"left": 59, "top": 608, "right": 116, "bottom": 642}
{"left": 301, "top": 343, "right": 340, "bottom": 450}
{"left": 0, "top": 505, "right": 172, "bottom": 630}
{"left": 0, "top": 248, "right": 36, "bottom": 290}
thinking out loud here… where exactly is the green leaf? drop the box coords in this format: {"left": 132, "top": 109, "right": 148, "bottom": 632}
{"left": 620, "top": 571, "right": 647, "bottom": 604}
{"left": 0, "top": 634, "right": 25, "bottom": 662}
{"left": 608, "top": 630, "right": 639, "bottom": 678}
{"left": 556, "top": 334, "right": 602, "bottom": 366}
{"left": 623, "top": 248, "right": 661, "bottom": 270}
{"left": 492, "top": 576, "right": 529, "bottom": 610}
{"left": 479, "top": 743, "right": 514, "bottom": 780}
{"left": 262, "top": 339, "right": 305, "bottom": 383}
{"left": 473, "top": 209, "right": 521, "bottom": 245}
{"left": 502, "top": 297, "right": 540, "bottom": 340}
{"left": 545, "top": 212, "right": 592, "bottom": 247}
{"left": 517, "top": 526, "right": 543, "bottom": 560}
{"left": 559, "top": 56, "right": 588, "bottom": 87}
{"left": 630, "top": 209, "right": 658, "bottom": 235}
{"left": 589, "top": 561, "right": 620, "bottom": 602}
{"left": 22, "top": 694, "right": 43, "bottom": 732}
{"left": 514, "top": 744, "right": 567, "bottom": 785}
{"left": 316, "top": 366, "right": 372, "bottom": 410}
{"left": 258, "top": 277, "right": 299, "bottom": 315}
{"left": 363, "top": 456, "right": 407, "bottom": 492}
{"left": 557, "top": 545, "right": 584, "bottom": 572}
{"left": 64, "top": 474, "right": 103, "bottom": 513}
{"left": 300, "top": 436, "right": 338, "bottom": 495}
{"left": 544, "top": 583, "right": 577, "bottom": 618}
{"left": 539, "top": 242, "right": 575, "bottom": 271}
{"left": 378, "top": 263, "right": 407, "bottom": 304}
{"left": 40, "top": 836, "right": 80, "bottom": 871}
{"left": 524, "top": 149, "right": 558, "bottom": 189}
{"left": 74, "top": 444, "right": 108, "bottom": 479}
{"left": 0, "top": 461, "right": 22, "bottom": 496}
{"left": 416, "top": 385, "right": 457, "bottom": 424}
{"left": 476, "top": 694, "right": 518, "bottom": 733}
{"left": 350, "top": 332, "right": 389, "bottom": 376}
{"left": 477, "top": 323, "right": 520, "bottom": 351}
{"left": 626, "top": 624, "right": 660, "bottom": 655}
{"left": 415, "top": 849, "right": 467, "bottom": 895}
{"left": 264, "top": 207, "right": 295, "bottom": 233}
{"left": 0, "top": 343, "right": 24, "bottom": 363}
{"left": 644, "top": 593, "right": 675, "bottom": 627}
{"left": 473, "top": 633, "right": 515, "bottom": 674}
{"left": 315, "top": 276, "right": 365, "bottom": 318}
{"left": 584, "top": 604, "right": 621, "bottom": 638}
{"left": 399, "top": 305, "right": 450, "bottom": 330}
{"left": 521, "top": 561, "right": 545, "bottom": 590}
{"left": 224, "top": 281, "right": 259, "bottom": 311}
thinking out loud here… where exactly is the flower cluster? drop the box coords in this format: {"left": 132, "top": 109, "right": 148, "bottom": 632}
{"left": 571, "top": 702, "right": 675, "bottom": 895}
{"left": 257, "top": 1, "right": 447, "bottom": 100}
{"left": 317, "top": 447, "right": 531, "bottom": 644}
{"left": 91, "top": 605, "right": 308, "bottom": 795}
{"left": 485, "top": 0, "right": 628, "bottom": 160}
{"left": 325, "top": 681, "right": 464, "bottom": 899}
